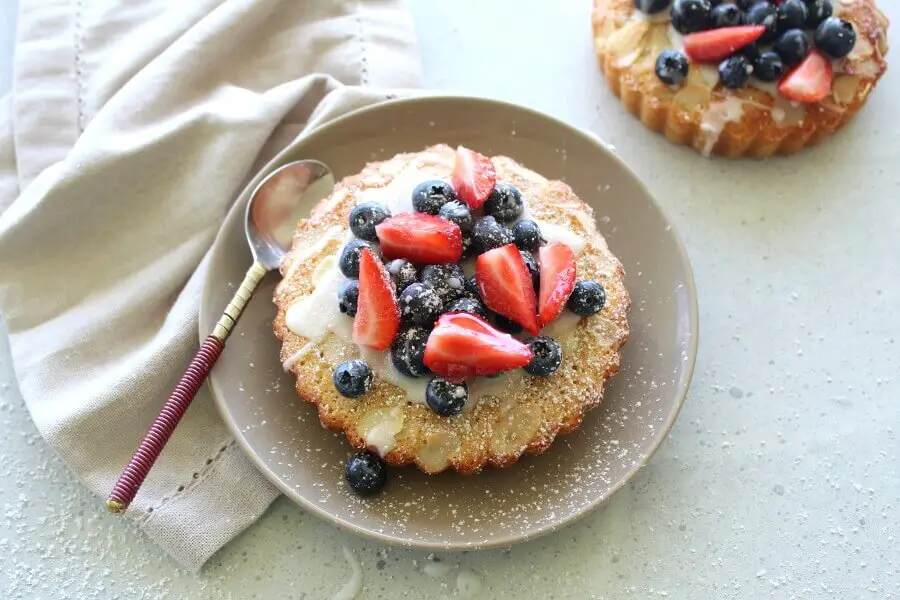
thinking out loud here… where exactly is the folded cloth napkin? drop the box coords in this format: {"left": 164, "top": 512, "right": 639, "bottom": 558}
{"left": 0, "top": 0, "right": 422, "bottom": 571}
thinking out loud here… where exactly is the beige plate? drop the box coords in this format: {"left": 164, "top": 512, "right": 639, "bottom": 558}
{"left": 200, "top": 96, "right": 698, "bottom": 549}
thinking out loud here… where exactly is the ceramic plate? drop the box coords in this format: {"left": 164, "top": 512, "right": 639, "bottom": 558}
{"left": 200, "top": 96, "right": 698, "bottom": 549}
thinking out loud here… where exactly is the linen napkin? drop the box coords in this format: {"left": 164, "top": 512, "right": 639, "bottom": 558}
{"left": 0, "top": 0, "right": 422, "bottom": 571}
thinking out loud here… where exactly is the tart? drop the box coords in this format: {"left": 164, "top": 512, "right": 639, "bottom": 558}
{"left": 272, "top": 145, "right": 630, "bottom": 476}
{"left": 592, "top": 0, "right": 889, "bottom": 157}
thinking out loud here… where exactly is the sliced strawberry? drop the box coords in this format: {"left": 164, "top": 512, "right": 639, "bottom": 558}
{"left": 537, "top": 242, "right": 576, "bottom": 328}
{"left": 778, "top": 51, "right": 833, "bottom": 104}
{"left": 684, "top": 25, "right": 766, "bottom": 63}
{"left": 475, "top": 244, "right": 539, "bottom": 335}
{"left": 423, "top": 312, "right": 533, "bottom": 381}
{"left": 353, "top": 248, "right": 400, "bottom": 350}
{"left": 375, "top": 212, "right": 463, "bottom": 265}
{"left": 451, "top": 146, "right": 496, "bottom": 210}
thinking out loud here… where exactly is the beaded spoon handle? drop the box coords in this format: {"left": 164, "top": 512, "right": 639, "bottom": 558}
{"left": 107, "top": 160, "right": 334, "bottom": 514}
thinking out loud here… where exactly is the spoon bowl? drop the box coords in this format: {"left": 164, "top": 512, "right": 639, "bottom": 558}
{"left": 247, "top": 160, "right": 334, "bottom": 270}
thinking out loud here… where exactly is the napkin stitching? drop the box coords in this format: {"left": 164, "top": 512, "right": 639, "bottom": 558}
{"left": 136, "top": 439, "right": 238, "bottom": 523}
{"left": 355, "top": 3, "right": 369, "bottom": 86}
{"left": 73, "top": 0, "right": 86, "bottom": 133}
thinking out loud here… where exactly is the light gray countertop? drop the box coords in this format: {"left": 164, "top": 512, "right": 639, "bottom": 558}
{"left": 1, "top": 1, "right": 899, "bottom": 598}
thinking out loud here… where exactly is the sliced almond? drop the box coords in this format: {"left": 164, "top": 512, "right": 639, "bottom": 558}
{"left": 319, "top": 335, "right": 355, "bottom": 365}
{"left": 832, "top": 74, "right": 861, "bottom": 105}
{"left": 773, "top": 99, "right": 807, "bottom": 127}
{"left": 358, "top": 407, "right": 405, "bottom": 456}
{"left": 648, "top": 23, "right": 673, "bottom": 53}
{"left": 848, "top": 36, "right": 874, "bottom": 61}
{"left": 875, "top": 29, "right": 889, "bottom": 58}
{"left": 490, "top": 405, "right": 542, "bottom": 457}
{"left": 416, "top": 430, "right": 460, "bottom": 472}
{"left": 605, "top": 19, "right": 650, "bottom": 57}
{"left": 673, "top": 84, "right": 712, "bottom": 109}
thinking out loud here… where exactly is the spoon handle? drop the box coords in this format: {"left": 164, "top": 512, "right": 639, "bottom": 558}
{"left": 106, "top": 261, "right": 267, "bottom": 514}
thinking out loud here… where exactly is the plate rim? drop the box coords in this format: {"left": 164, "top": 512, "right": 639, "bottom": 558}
{"left": 200, "top": 94, "right": 700, "bottom": 550}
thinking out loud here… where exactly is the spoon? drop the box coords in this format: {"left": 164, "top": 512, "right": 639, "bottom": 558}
{"left": 107, "top": 160, "right": 335, "bottom": 514}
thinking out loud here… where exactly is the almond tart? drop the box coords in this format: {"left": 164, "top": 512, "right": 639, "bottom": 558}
{"left": 592, "top": 0, "right": 889, "bottom": 157}
{"left": 272, "top": 145, "right": 630, "bottom": 475}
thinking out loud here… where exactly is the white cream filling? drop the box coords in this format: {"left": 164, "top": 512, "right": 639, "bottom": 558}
{"left": 363, "top": 407, "right": 405, "bottom": 456}
{"left": 699, "top": 97, "right": 746, "bottom": 157}
{"left": 284, "top": 255, "right": 353, "bottom": 350}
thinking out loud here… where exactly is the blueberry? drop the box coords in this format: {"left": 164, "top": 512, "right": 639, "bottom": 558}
{"left": 655, "top": 50, "right": 690, "bottom": 86}
{"left": 446, "top": 297, "right": 488, "bottom": 319}
{"left": 670, "top": 0, "right": 712, "bottom": 34}
{"left": 711, "top": 3, "right": 743, "bottom": 27}
{"left": 815, "top": 17, "right": 856, "bottom": 60}
{"left": 349, "top": 202, "right": 391, "bottom": 242}
{"left": 742, "top": 43, "right": 762, "bottom": 64}
{"left": 390, "top": 327, "right": 430, "bottom": 377}
{"left": 438, "top": 200, "right": 473, "bottom": 235}
{"left": 484, "top": 183, "right": 524, "bottom": 223}
{"left": 513, "top": 219, "right": 544, "bottom": 252}
{"left": 461, "top": 234, "right": 476, "bottom": 260}
{"left": 520, "top": 250, "right": 539, "bottom": 290}
{"left": 345, "top": 451, "right": 387, "bottom": 496}
{"left": 776, "top": 0, "right": 808, "bottom": 32}
{"left": 472, "top": 216, "right": 514, "bottom": 254}
{"left": 803, "top": 0, "right": 832, "bottom": 29}
{"left": 387, "top": 259, "right": 417, "bottom": 293}
{"left": 568, "top": 280, "right": 607, "bottom": 316}
{"left": 493, "top": 314, "right": 523, "bottom": 334}
{"left": 524, "top": 337, "right": 563, "bottom": 377}
{"left": 464, "top": 275, "right": 481, "bottom": 300}
{"left": 425, "top": 377, "right": 467, "bottom": 417}
{"left": 398, "top": 282, "right": 443, "bottom": 327}
{"left": 745, "top": 2, "right": 779, "bottom": 43}
{"left": 339, "top": 239, "right": 376, "bottom": 278}
{"left": 774, "top": 29, "right": 811, "bottom": 67}
{"left": 633, "top": 0, "right": 671, "bottom": 13}
{"left": 735, "top": 0, "right": 755, "bottom": 8}
{"left": 412, "top": 180, "right": 457, "bottom": 215}
{"left": 338, "top": 280, "right": 359, "bottom": 317}
{"left": 420, "top": 264, "right": 467, "bottom": 305}
{"left": 333, "top": 360, "right": 373, "bottom": 398}
{"left": 753, "top": 51, "right": 784, "bottom": 82}
{"left": 718, "top": 54, "right": 751, "bottom": 89}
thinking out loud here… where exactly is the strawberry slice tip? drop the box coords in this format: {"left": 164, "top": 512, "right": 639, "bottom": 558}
{"left": 475, "top": 244, "right": 539, "bottom": 335}
{"left": 375, "top": 212, "right": 463, "bottom": 265}
{"left": 352, "top": 248, "right": 400, "bottom": 350}
{"left": 423, "top": 312, "right": 534, "bottom": 381}
{"left": 778, "top": 51, "right": 833, "bottom": 104}
{"left": 684, "top": 25, "right": 767, "bottom": 63}
{"left": 451, "top": 146, "right": 497, "bottom": 210}
{"left": 537, "top": 242, "right": 577, "bottom": 328}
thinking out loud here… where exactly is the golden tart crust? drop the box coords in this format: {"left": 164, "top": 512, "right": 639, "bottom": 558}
{"left": 592, "top": 0, "right": 890, "bottom": 157}
{"left": 273, "top": 145, "right": 630, "bottom": 474}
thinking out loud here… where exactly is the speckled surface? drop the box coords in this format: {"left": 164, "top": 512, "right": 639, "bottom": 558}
{"left": 1, "top": 0, "right": 899, "bottom": 598}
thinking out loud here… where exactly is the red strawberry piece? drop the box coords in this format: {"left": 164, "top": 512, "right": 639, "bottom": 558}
{"left": 684, "top": 25, "right": 766, "bottom": 63}
{"left": 475, "top": 244, "right": 539, "bottom": 335}
{"left": 353, "top": 248, "right": 400, "bottom": 350}
{"left": 451, "top": 146, "right": 496, "bottom": 210}
{"left": 537, "top": 242, "right": 576, "bottom": 328}
{"left": 778, "top": 51, "right": 833, "bottom": 104}
{"left": 423, "top": 312, "right": 533, "bottom": 381}
{"left": 375, "top": 212, "right": 463, "bottom": 265}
